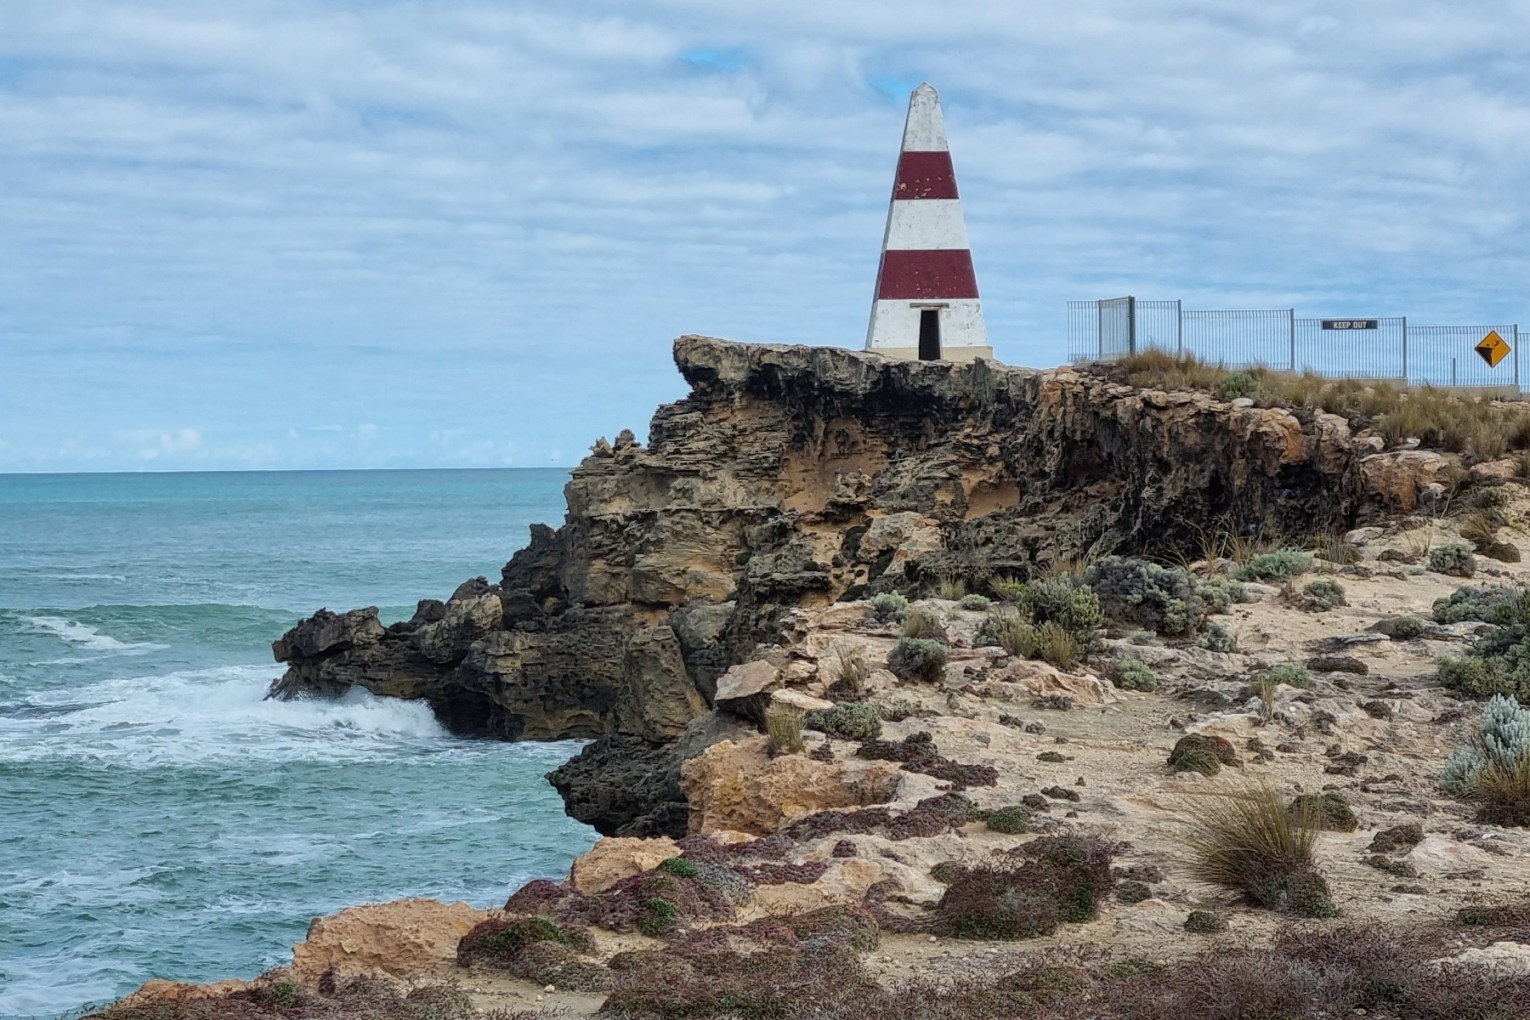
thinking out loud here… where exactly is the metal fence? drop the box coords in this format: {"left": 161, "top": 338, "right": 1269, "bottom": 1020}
{"left": 1068, "top": 297, "right": 1522, "bottom": 394}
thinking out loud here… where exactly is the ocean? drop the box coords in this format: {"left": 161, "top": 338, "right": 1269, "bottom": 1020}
{"left": 0, "top": 470, "right": 598, "bottom": 1019}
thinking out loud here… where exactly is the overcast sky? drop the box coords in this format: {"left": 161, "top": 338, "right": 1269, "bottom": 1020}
{"left": 4, "top": 1, "right": 1530, "bottom": 471}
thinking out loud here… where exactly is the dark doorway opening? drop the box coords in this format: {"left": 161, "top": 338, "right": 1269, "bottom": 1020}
{"left": 918, "top": 309, "right": 941, "bottom": 360}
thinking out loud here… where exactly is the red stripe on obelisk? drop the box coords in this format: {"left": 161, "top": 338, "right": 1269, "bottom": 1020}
{"left": 892, "top": 151, "right": 958, "bottom": 200}
{"left": 875, "top": 249, "right": 979, "bottom": 300}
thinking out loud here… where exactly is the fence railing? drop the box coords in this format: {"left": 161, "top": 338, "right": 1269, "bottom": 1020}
{"left": 1068, "top": 297, "right": 1522, "bottom": 394}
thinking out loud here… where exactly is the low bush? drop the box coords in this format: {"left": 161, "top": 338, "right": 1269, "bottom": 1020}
{"left": 933, "top": 835, "right": 1118, "bottom": 939}
{"left": 457, "top": 916, "right": 594, "bottom": 968}
{"left": 958, "top": 593, "right": 991, "bottom": 611}
{"left": 1236, "top": 548, "right": 1313, "bottom": 582}
{"left": 805, "top": 701, "right": 883, "bottom": 741}
{"left": 1430, "top": 542, "right": 1477, "bottom": 578}
{"left": 1167, "top": 733, "right": 1239, "bottom": 777}
{"left": 869, "top": 592, "right": 909, "bottom": 623}
{"left": 984, "top": 805, "right": 1033, "bottom": 834}
{"left": 1433, "top": 584, "right": 1522, "bottom": 624}
{"left": 1487, "top": 541, "right": 1523, "bottom": 563}
{"left": 1265, "top": 663, "right": 1312, "bottom": 689}
{"left": 1182, "top": 784, "right": 1337, "bottom": 917}
{"left": 1378, "top": 614, "right": 1427, "bottom": 639}
{"left": 1298, "top": 578, "right": 1346, "bottom": 612}
{"left": 1368, "top": 822, "right": 1424, "bottom": 854}
{"left": 1116, "top": 881, "right": 1152, "bottom": 904}
{"left": 1016, "top": 578, "right": 1103, "bottom": 635}
{"left": 1114, "top": 659, "right": 1157, "bottom": 691}
{"left": 1195, "top": 621, "right": 1237, "bottom": 653}
{"left": 1082, "top": 556, "right": 1209, "bottom": 637}
{"left": 601, "top": 942, "right": 874, "bottom": 1019}
{"left": 1183, "top": 909, "right": 1228, "bottom": 933}
{"left": 1287, "top": 792, "right": 1358, "bottom": 832}
{"left": 1436, "top": 588, "right": 1530, "bottom": 702}
{"left": 854, "top": 733, "right": 998, "bottom": 790}
{"left": 886, "top": 637, "right": 949, "bottom": 683}
{"left": 1198, "top": 576, "right": 1250, "bottom": 614}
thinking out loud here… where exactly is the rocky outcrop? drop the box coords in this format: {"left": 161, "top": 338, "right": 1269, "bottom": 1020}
{"left": 269, "top": 336, "right": 1442, "bottom": 834}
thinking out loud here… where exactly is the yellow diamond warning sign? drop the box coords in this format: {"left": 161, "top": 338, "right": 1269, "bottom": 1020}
{"left": 1476, "top": 330, "right": 1511, "bottom": 368}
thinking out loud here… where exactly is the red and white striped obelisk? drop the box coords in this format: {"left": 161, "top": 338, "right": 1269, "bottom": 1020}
{"left": 865, "top": 83, "right": 991, "bottom": 362}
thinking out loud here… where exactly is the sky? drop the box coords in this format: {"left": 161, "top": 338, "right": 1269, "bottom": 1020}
{"left": 4, "top": 1, "right": 1530, "bottom": 472}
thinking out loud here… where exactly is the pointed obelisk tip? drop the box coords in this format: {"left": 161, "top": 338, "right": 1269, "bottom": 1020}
{"left": 900, "top": 82, "right": 948, "bottom": 152}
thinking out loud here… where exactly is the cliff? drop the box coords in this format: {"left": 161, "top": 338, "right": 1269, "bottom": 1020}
{"left": 268, "top": 336, "right": 1439, "bottom": 834}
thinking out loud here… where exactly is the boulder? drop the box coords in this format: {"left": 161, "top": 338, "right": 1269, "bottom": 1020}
{"left": 272, "top": 607, "right": 384, "bottom": 662}
{"left": 288, "top": 899, "right": 491, "bottom": 985}
{"left": 680, "top": 737, "right": 902, "bottom": 835}
{"left": 569, "top": 837, "right": 682, "bottom": 894}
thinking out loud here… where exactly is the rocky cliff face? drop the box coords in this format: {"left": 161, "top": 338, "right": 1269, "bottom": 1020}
{"left": 269, "top": 336, "right": 1426, "bottom": 834}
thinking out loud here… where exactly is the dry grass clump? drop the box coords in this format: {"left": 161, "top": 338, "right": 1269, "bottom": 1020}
{"left": 826, "top": 642, "right": 870, "bottom": 697}
{"left": 900, "top": 606, "right": 946, "bottom": 640}
{"left": 1182, "top": 783, "right": 1337, "bottom": 917}
{"left": 765, "top": 703, "right": 806, "bottom": 754}
{"left": 1106, "top": 350, "right": 1530, "bottom": 462}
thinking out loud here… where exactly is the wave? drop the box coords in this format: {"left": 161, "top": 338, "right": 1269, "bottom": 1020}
{"left": 19, "top": 614, "right": 163, "bottom": 653}
{"left": 0, "top": 664, "right": 465, "bottom": 766}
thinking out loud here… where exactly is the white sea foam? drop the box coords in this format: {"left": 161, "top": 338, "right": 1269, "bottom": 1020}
{"left": 2, "top": 665, "right": 455, "bottom": 766}
{"left": 21, "top": 614, "right": 163, "bottom": 653}
{"left": 36, "top": 572, "right": 129, "bottom": 582}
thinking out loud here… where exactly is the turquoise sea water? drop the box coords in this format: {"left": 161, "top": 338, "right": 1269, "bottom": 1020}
{"left": 0, "top": 470, "right": 597, "bottom": 1019}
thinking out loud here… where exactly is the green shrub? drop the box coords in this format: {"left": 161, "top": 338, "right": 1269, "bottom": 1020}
{"left": 985, "top": 805, "right": 1033, "bottom": 834}
{"left": 1265, "top": 664, "right": 1312, "bottom": 689}
{"left": 1433, "top": 585, "right": 1522, "bottom": 624}
{"left": 1197, "top": 621, "right": 1237, "bottom": 653}
{"left": 1018, "top": 578, "right": 1103, "bottom": 635}
{"left": 887, "top": 637, "right": 949, "bottom": 683}
{"left": 1198, "top": 577, "right": 1250, "bottom": 615}
{"left": 1083, "top": 556, "right": 1210, "bottom": 637}
{"left": 1437, "top": 655, "right": 1530, "bottom": 700}
{"left": 457, "top": 916, "right": 594, "bottom": 967}
{"left": 1116, "top": 881, "right": 1153, "bottom": 904}
{"left": 958, "top": 593, "right": 992, "bottom": 611}
{"left": 805, "top": 701, "right": 883, "bottom": 741}
{"left": 1299, "top": 579, "right": 1346, "bottom": 612}
{"left": 638, "top": 897, "right": 679, "bottom": 935}
{"left": 1430, "top": 543, "right": 1477, "bottom": 578}
{"left": 1236, "top": 548, "right": 1313, "bottom": 581}
{"left": 870, "top": 592, "right": 909, "bottom": 622}
{"left": 1381, "top": 615, "right": 1426, "bottom": 639}
{"left": 1115, "top": 659, "right": 1158, "bottom": 691}
{"left": 658, "top": 857, "right": 699, "bottom": 879}
{"left": 1442, "top": 694, "right": 1530, "bottom": 796}
{"left": 1219, "top": 371, "right": 1261, "bottom": 400}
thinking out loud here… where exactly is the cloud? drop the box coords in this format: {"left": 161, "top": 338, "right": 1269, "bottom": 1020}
{"left": 3, "top": 1, "right": 1530, "bottom": 470}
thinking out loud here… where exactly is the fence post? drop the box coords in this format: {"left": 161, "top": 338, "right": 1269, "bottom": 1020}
{"left": 1516, "top": 325, "right": 1522, "bottom": 396}
{"left": 1288, "top": 309, "right": 1296, "bottom": 372}
{"left": 1096, "top": 301, "right": 1103, "bottom": 360}
{"left": 1452, "top": 357, "right": 1458, "bottom": 388}
{"left": 1175, "top": 299, "right": 1183, "bottom": 355}
{"left": 1127, "top": 296, "right": 1137, "bottom": 356}
{"left": 1400, "top": 317, "right": 1408, "bottom": 384}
